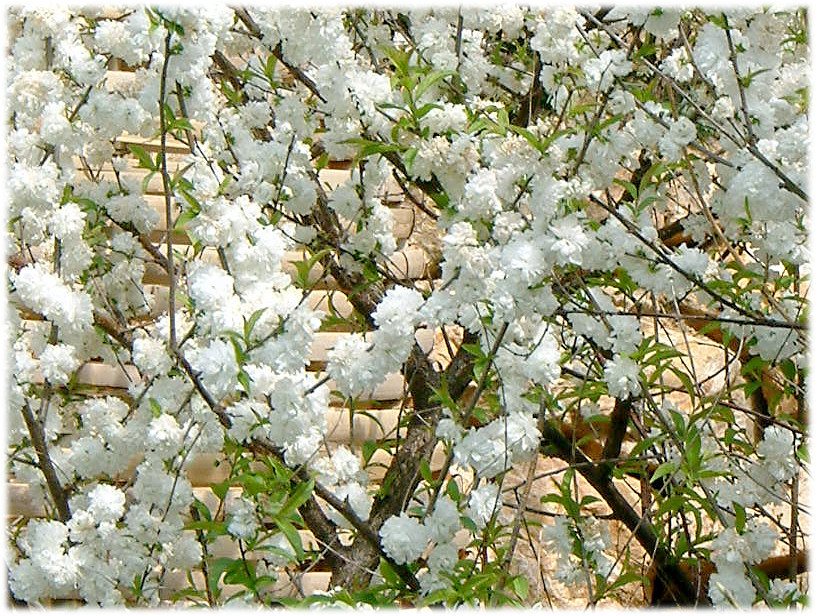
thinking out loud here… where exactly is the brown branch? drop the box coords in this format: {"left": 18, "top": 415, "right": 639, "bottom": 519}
{"left": 424, "top": 322, "right": 509, "bottom": 516}
{"left": 539, "top": 418, "right": 707, "bottom": 605}
{"left": 20, "top": 400, "right": 71, "bottom": 522}
{"left": 158, "top": 30, "right": 177, "bottom": 351}
{"left": 330, "top": 330, "right": 478, "bottom": 590}
{"left": 232, "top": 8, "right": 327, "bottom": 104}
{"left": 601, "top": 397, "right": 631, "bottom": 473}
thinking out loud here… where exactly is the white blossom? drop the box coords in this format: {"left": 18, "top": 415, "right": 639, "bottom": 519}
{"left": 467, "top": 483, "right": 499, "bottom": 529}
{"left": 604, "top": 354, "right": 642, "bottom": 399}
{"left": 87, "top": 484, "right": 126, "bottom": 523}
{"left": 379, "top": 513, "right": 429, "bottom": 564}
{"left": 39, "top": 343, "right": 80, "bottom": 385}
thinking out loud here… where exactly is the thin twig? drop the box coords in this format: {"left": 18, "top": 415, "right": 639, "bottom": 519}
{"left": 158, "top": 30, "right": 177, "bottom": 351}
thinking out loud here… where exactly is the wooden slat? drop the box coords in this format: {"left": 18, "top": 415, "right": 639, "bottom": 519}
{"left": 8, "top": 442, "right": 450, "bottom": 518}
{"left": 25, "top": 362, "right": 141, "bottom": 390}
{"left": 159, "top": 569, "right": 331, "bottom": 602}
{"left": 311, "top": 328, "right": 435, "bottom": 362}
{"left": 143, "top": 285, "right": 355, "bottom": 319}
{"left": 24, "top": 360, "right": 404, "bottom": 400}
{"left": 142, "top": 246, "right": 429, "bottom": 287}
{"left": 15, "top": 314, "right": 431, "bottom": 366}
{"left": 143, "top": 194, "right": 416, "bottom": 244}
{"left": 115, "top": 132, "right": 191, "bottom": 155}
{"left": 5, "top": 405, "right": 406, "bottom": 493}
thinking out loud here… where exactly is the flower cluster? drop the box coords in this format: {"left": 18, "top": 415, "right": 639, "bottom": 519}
{"left": 6, "top": 5, "right": 807, "bottom": 608}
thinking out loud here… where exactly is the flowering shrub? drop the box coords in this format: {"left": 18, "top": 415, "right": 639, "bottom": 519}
{"left": 6, "top": 6, "right": 808, "bottom": 608}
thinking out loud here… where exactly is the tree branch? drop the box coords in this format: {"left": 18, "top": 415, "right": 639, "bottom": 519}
{"left": 20, "top": 400, "right": 71, "bottom": 522}
{"left": 539, "top": 417, "right": 707, "bottom": 605}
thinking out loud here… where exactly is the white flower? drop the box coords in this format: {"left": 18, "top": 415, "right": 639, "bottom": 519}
{"left": 189, "top": 339, "right": 239, "bottom": 399}
{"left": 187, "top": 263, "right": 235, "bottom": 313}
{"left": 333, "top": 481, "right": 372, "bottom": 523}
{"left": 328, "top": 184, "right": 362, "bottom": 219}
{"left": 13, "top": 264, "right": 93, "bottom": 332}
{"left": 373, "top": 286, "right": 424, "bottom": 330}
{"left": 10, "top": 519, "right": 79, "bottom": 601}
{"left": 132, "top": 337, "right": 173, "bottom": 378}
{"left": 766, "top": 579, "right": 802, "bottom": 604}
{"left": 584, "top": 49, "right": 632, "bottom": 91}
{"left": 542, "top": 516, "right": 572, "bottom": 556}
{"left": 40, "top": 343, "right": 80, "bottom": 385}
{"left": 604, "top": 354, "right": 642, "bottom": 399}
{"left": 659, "top": 116, "right": 697, "bottom": 161}
{"left": 330, "top": 446, "right": 364, "bottom": 484}
{"left": 578, "top": 515, "right": 610, "bottom": 559}
{"left": 525, "top": 331, "right": 561, "bottom": 384}
{"left": 49, "top": 202, "right": 86, "bottom": 239}
{"left": 753, "top": 325, "right": 799, "bottom": 362}
{"left": 708, "top": 562, "right": 755, "bottom": 607}
{"left": 608, "top": 315, "right": 643, "bottom": 355}
{"left": 661, "top": 46, "right": 694, "bottom": 83}
{"left": 426, "top": 541, "right": 458, "bottom": 571}
{"left": 467, "top": 483, "right": 499, "bottom": 529}
{"left": 757, "top": 426, "right": 797, "bottom": 482}
{"left": 545, "top": 214, "right": 588, "bottom": 266}
{"left": 455, "top": 428, "right": 509, "bottom": 478}
{"left": 325, "top": 334, "right": 380, "bottom": 398}
{"left": 227, "top": 497, "right": 258, "bottom": 539}
{"left": 87, "top": 484, "right": 126, "bottom": 523}
{"left": 146, "top": 414, "right": 184, "bottom": 458}
{"left": 503, "top": 412, "right": 542, "bottom": 462}
{"left": 284, "top": 427, "right": 323, "bottom": 466}
{"left": 379, "top": 513, "right": 429, "bottom": 564}
{"left": 260, "top": 533, "right": 296, "bottom": 567}
{"left": 711, "top": 96, "right": 736, "bottom": 123}
{"left": 425, "top": 495, "right": 460, "bottom": 543}
{"left": 164, "top": 533, "right": 203, "bottom": 571}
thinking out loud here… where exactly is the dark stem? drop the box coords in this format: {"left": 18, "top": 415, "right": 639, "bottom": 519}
{"left": 20, "top": 400, "right": 71, "bottom": 522}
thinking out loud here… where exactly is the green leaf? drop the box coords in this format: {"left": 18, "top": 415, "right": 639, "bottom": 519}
{"left": 239, "top": 473, "right": 266, "bottom": 497}
{"left": 734, "top": 503, "right": 746, "bottom": 533}
{"left": 210, "top": 479, "right": 230, "bottom": 502}
{"left": 264, "top": 55, "right": 277, "bottom": 83}
{"left": 379, "top": 557, "right": 403, "bottom": 587}
{"left": 280, "top": 478, "right": 314, "bottom": 518}
{"left": 638, "top": 161, "right": 667, "bottom": 196}
{"left": 507, "top": 124, "right": 545, "bottom": 153}
{"left": 208, "top": 557, "right": 240, "bottom": 588}
{"left": 414, "top": 102, "right": 442, "bottom": 120}
{"left": 292, "top": 248, "right": 331, "bottom": 288}
{"left": 380, "top": 45, "right": 413, "bottom": 77}
{"left": 427, "top": 190, "right": 449, "bottom": 210}
{"left": 275, "top": 517, "right": 304, "bottom": 559}
{"left": 174, "top": 206, "right": 199, "bottom": 230}
{"left": 414, "top": 69, "right": 455, "bottom": 101}
{"left": 796, "top": 443, "right": 809, "bottom": 464}
{"left": 223, "top": 558, "right": 253, "bottom": 586}
{"left": 402, "top": 146, "right": 418, "bottom": 175}
{"left": 128, "top": 144, "right": 155, "bottom": 171}
{"left": 446, "top": 479, "right": 460, "bottom": 502}
{"left": 613, "top": 178, "right": 638, "bottom": 201}
{"left": 191, "top": 497, "right": 213, "bottom": 522}
{"left": 362, "top": 440, "right": 378, "bottom": 466}
{"left": 243, "top": 308, "right": 266, "bottom": 342}
{"left": 510, "top": 575, "right": 528, "bottom": 600}
{"left": 651, "top": 461, "right": 677, "bottom": 483}
{"left": 344, "top": 137, "right": 402, "bottom": 160}
{"left": 461, "top": 343, "right": 486, "bottom": 360}
{"left": 420, "top": 459, "right": 434, "bottom": 484}
{"left": 237, "top": 370, "right": 251, "bottom": 394}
